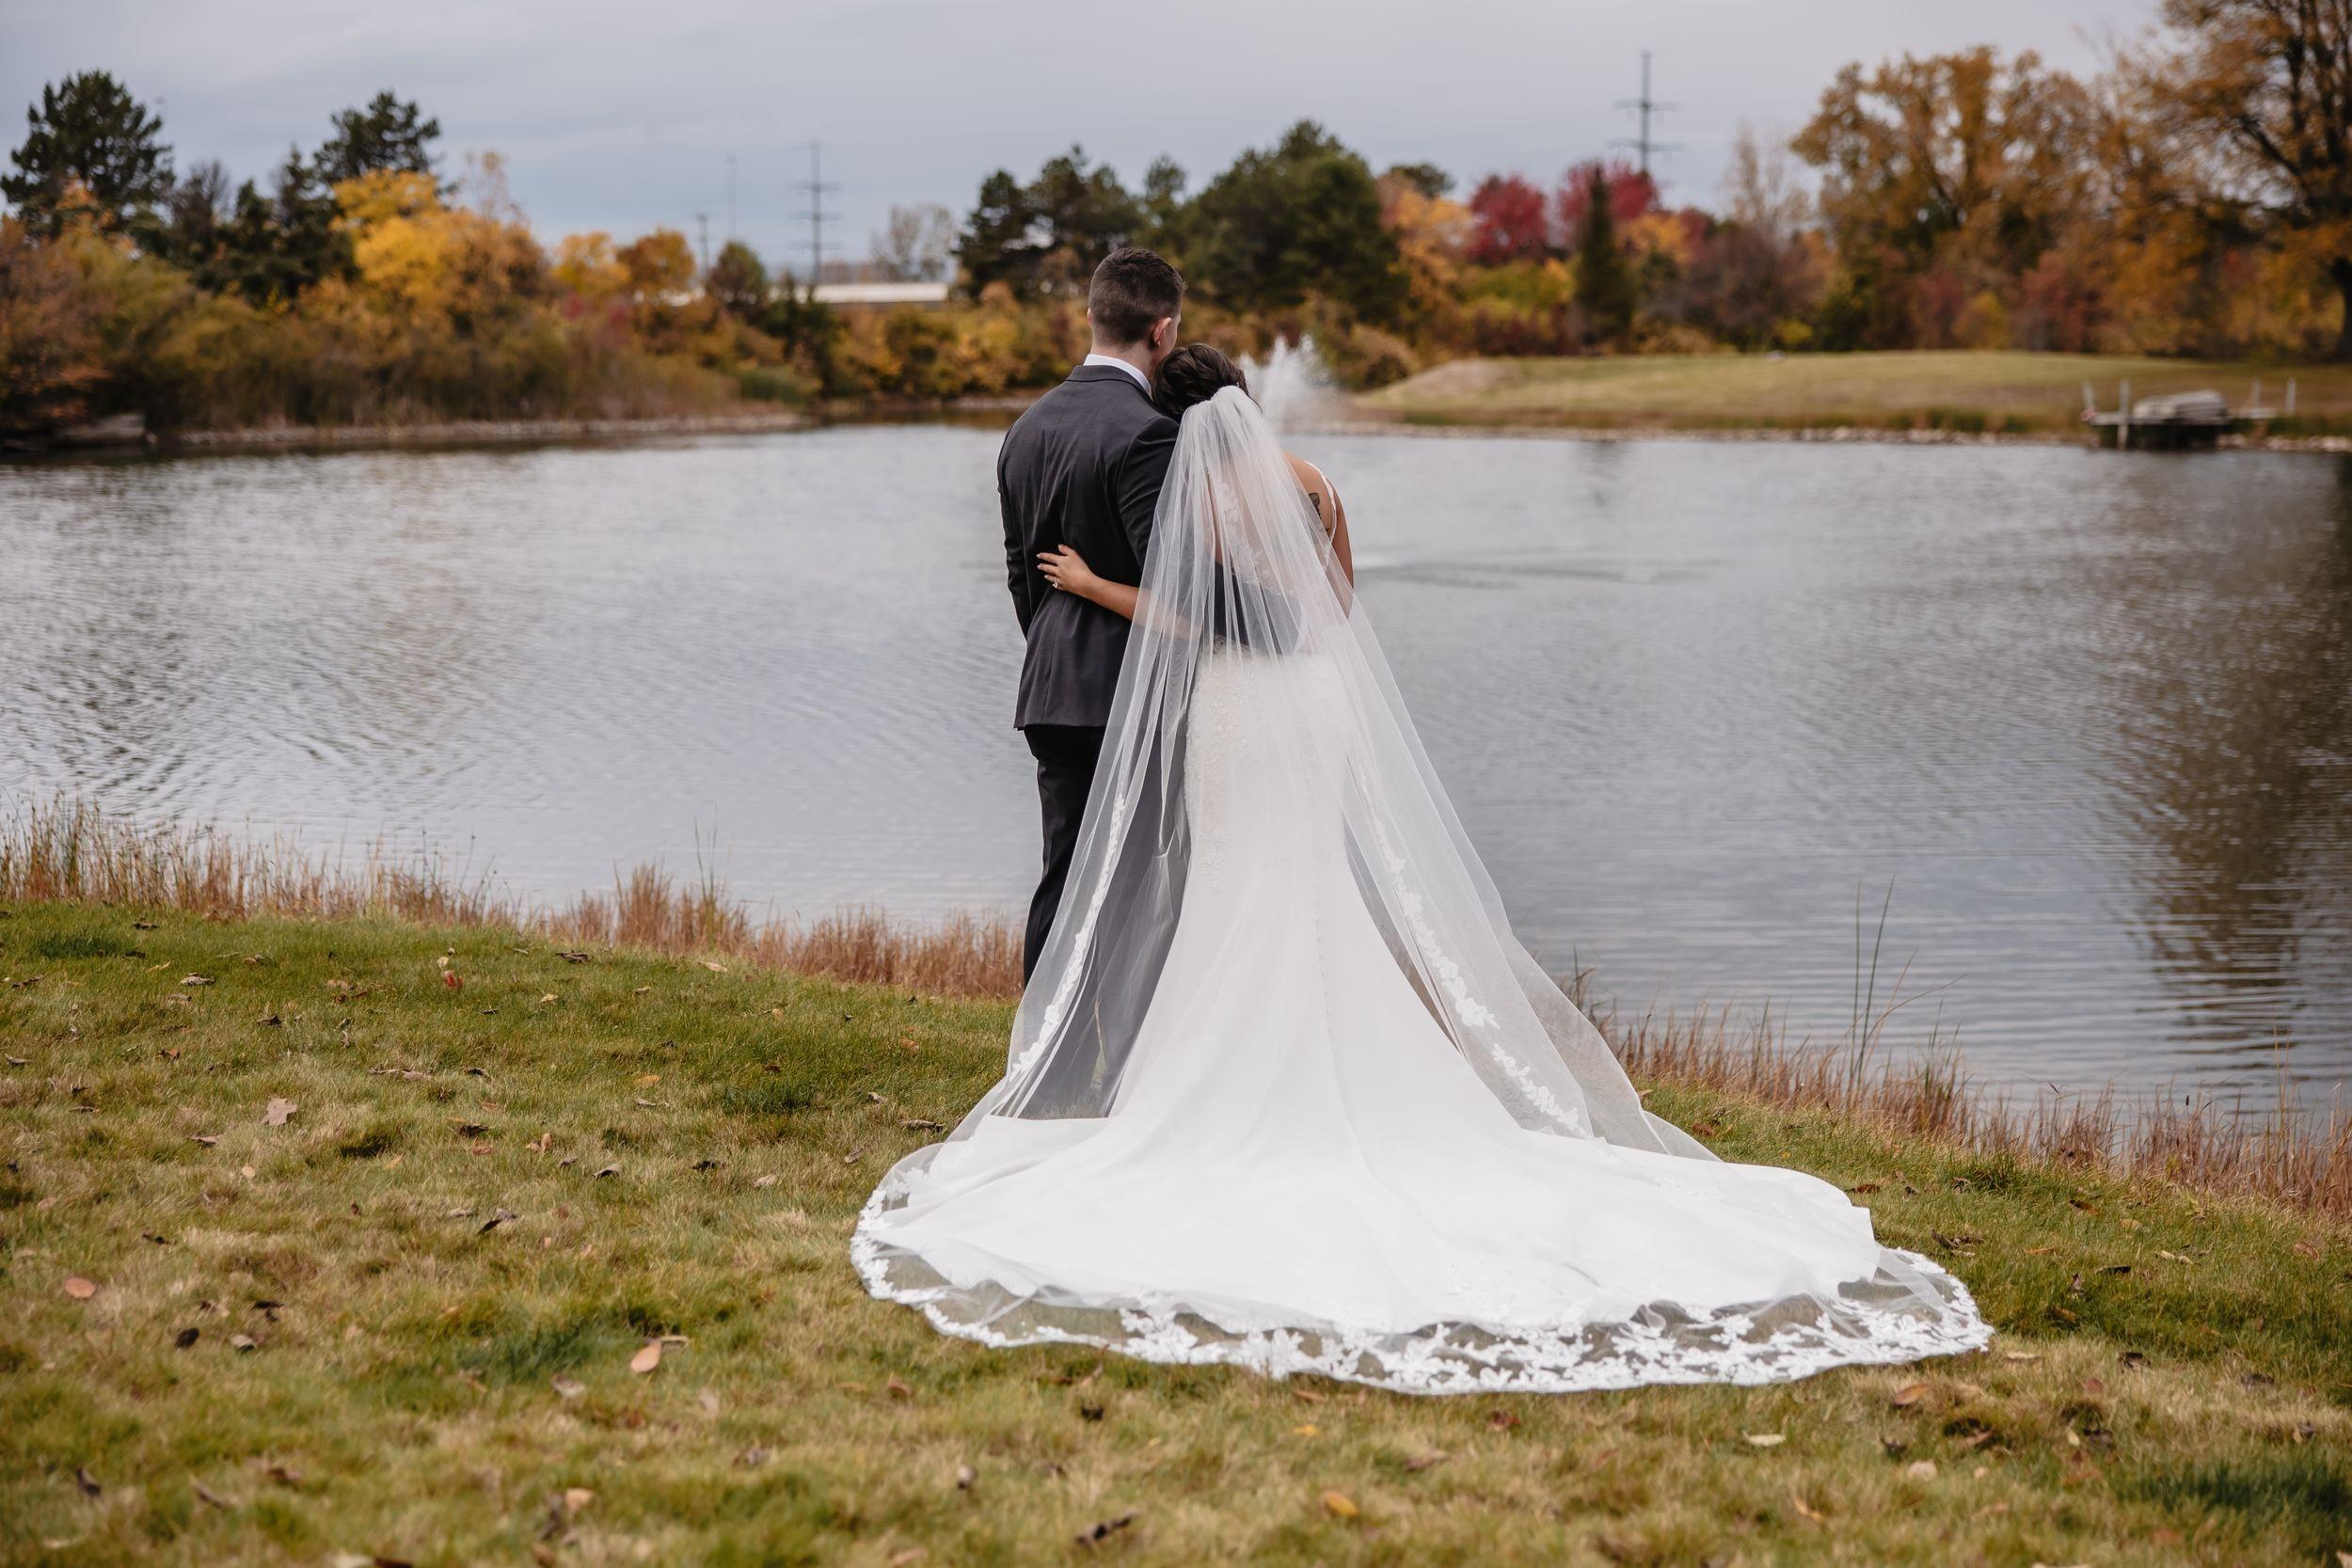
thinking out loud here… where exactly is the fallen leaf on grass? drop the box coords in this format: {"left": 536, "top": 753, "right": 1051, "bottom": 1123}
{"left": 479, "top": 1210, "right": 516, "bottom": 1235}
{"left": 1321, "top": 1490, "right": 1359, "bottom": 1519}
{"left": 181, "top": 974, "right": 213, "bottom": 987}
{"left": 901, "top": 1117, "right": 945, "bottom": 1132}
{"left": 593, "top": 1164, "right": 619, "bottom": 1180}
{"left": 191, "top": 1479, "right": 231, "bottom": 1509}
{"left": 702, "top": 960, "right": 728, "bottom": 974}
{"left": 2293, "top": 1239, "right": 2322, "bottom": 1259}
{"left": 62, "top": 1276, "right": 97, "bottom": 1300}
{"left": 1743, "top": 1433, "right": 1786, "bottom": 1448}
{"left": 955, "top": 1464, "right": 976, "bottom": 1490}
{"left": 1074, "top": 1513, "right": 1136, "bottom": 1546}
{"left": 753, "top": 1174, "right": 778, "bottom": 1188}
{"left": 551, "top": 1374, "right": 584, "bottom": 1401}
{"left": 738, "top": 1446, "right": 770, "bottom": 1468}
{"left": 1403, "top": 1450, "right": 1450, "bottom": 1472}
{"left": 75, "top": 1467, "right": 102, "bottom": 1497}
{"left": 629, "top": 1342, "right": 661, "bottom": 1375}
{"left": 1907, "top": 1459, "right": 1938, "bottom": 1480}
{"left": 1789, "top": 1485, "right": 1826, "bottom": 1523}
{"left": 262, "top": 1462, "right": 303, "bottom": 1488}
{"left": 2024, "top": 1244, "right": 2058, "bottom": 1256}
{"left": 1890, "top": 1381, "right": 1929, "bottom": 1406}
{"left": 230, "top": 1334, "right": 258, "bottom": 1352}
{"left": 562, "top": 1487, "right": 594, "bottom": 1516}
{"left": 1290, "top": 1423, "right": 1319, "bottom": 1437}
{"left": 842, "top": 1148, "right": 865, "bottom": 1165}
{"left": 262, "top": 1098, "right": 296, "bottom": 1127}
{"left": 885, "top": 1376, "right": 912, "bottom": 1400}
{"left": 175, "top": 1328, "right": 199, "bottom": 1349}
{"left": 2003, "top": 1351, "right": 2042, "bottom": 1363}
{"left": 440, "top": 972, "right": 463, "bottom": 991}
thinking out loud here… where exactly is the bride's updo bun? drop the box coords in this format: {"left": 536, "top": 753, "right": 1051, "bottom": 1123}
{"left": 1154, "top": 343, "right": 1248, "bottom": 420}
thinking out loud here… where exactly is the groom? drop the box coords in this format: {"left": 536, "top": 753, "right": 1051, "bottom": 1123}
{"left": 998, "top": 246, "right": 1184, "bottom": 982}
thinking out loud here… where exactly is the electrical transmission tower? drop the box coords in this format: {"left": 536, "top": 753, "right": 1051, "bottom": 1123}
{"left": 789, "top": 141, "right": 842, "bottom": 290}
{"left": 1611, "top": 51, "right": 1681, "bottom": 180}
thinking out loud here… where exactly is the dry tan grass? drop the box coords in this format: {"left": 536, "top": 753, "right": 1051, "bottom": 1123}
{"left": 1600, "top": 999, "right": 2351, "bottom": 1227}
{"left": 0, "top": 797, "right": 1023, "bottom": 1001}
{"left": 5, "top": 795, "right": 2344, "bottom": 1225}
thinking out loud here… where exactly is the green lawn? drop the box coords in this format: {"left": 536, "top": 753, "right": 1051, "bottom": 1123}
{"left": 1359, "top": 351, "right": 2352, "bottom": 436}
{"left": 3, "top": 901, "right": 2346, "bottom": 1566}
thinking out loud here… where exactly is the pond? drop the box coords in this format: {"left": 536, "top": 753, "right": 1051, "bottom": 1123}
{"left": 5, "top": 426, "right": 2347, "bottom": 1113}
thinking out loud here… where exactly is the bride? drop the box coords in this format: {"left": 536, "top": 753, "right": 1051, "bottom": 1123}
{"left": 854, "top": 346, "right": 1990, "bottom": 1393}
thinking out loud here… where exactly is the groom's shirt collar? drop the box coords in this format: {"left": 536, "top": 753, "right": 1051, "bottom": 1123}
{"left": 1080, "top": 353, "right": 1152, "bottom": 392}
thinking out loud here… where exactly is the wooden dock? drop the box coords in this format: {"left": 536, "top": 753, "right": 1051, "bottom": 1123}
{"left": 2082, "top": 379, "right": 2292, "bottom": 451}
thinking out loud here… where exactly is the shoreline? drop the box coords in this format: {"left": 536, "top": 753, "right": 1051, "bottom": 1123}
{"left": 5, "top": 797, "right": 2343, "bottom": 1225}
{"left": 18, "top": 395, "right": 2352, "bottom": 460}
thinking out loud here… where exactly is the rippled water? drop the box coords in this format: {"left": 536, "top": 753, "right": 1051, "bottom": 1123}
{"left": 5, "top": 429, "right": 2348, "bottom": 1110}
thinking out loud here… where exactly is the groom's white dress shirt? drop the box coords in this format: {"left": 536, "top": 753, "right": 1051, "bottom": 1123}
{"left": 1081, "top": 353, "right": 1152, "bottom": 391}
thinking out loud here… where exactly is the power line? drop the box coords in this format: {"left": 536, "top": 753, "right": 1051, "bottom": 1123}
{"left": 1610, "top": 50, "right": 1681, "bottom": 180}
{"left": 788, "top": 140, "right": 841, "bottom": 289}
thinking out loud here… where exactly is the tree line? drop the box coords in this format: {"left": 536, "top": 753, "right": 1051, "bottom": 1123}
{"left": 1, "top": 0, "right": 2344, "bottom": 437}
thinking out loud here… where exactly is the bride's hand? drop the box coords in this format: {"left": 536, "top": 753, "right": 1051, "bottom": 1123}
{"left": 1039, "top": 545, "right": 1102, "bottom": 598}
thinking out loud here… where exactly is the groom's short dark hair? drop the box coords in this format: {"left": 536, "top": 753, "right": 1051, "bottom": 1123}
{"left": 1089, "top": 247, "right": 1184, "bottom": 347}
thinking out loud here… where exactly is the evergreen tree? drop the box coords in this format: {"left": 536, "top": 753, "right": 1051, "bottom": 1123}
{"left": 213, "top": 149, "right": 348, "bottom": 302}
{"left": 1571, "top": 165, "right": 1637, "bottom": 344}
{"left": 3, "top": 71, "right": 172, "bottom": 236}
{"left": 1184, "top": 121, "right": 1407, "bottom": 323}
{"left": 956, "top": 150, "right": 1138, "bottom": 298}
{"left": 956, "top": 169, "right": 1041, "bottom": 296}
{"left": 315, "top": 91, "right": 440, "bottom": 187}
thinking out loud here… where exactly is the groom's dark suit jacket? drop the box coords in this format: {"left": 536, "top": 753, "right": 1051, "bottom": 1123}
{"left": 999, "top": 364, "right": 1179, "bottom": 729}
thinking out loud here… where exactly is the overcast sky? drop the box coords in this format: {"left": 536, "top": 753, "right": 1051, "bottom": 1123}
{"left": 5, "top": 0, "right": 2159, "bottom": 275}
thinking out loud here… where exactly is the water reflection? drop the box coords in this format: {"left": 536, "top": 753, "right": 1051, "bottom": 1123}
{"left": 1, "top": 430, "right": 2346, "bottom": 1112}
{"left": 2102, "top": 456, "right": 2352, "bottom": 1075}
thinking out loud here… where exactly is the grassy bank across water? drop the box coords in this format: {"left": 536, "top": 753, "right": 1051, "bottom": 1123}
{"left": 2, "top": 901, "right": 2348, "bottom": 1560}
{"left": 1359, "top": 351, "right": 2352, "bottom": 441}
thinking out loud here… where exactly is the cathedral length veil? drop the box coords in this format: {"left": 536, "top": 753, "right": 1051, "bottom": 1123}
{"left": 855, "top": 386, "right": 1989, "bottom": 1393}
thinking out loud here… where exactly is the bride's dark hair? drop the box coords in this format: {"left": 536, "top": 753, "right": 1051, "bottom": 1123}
{"left": 1154, "top": 343, "right": 1248, "bottom": 420}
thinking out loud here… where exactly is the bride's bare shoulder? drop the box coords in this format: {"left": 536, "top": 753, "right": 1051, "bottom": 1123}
{"left": 1280, "top": 450, "right": 1338, "bottom": 520}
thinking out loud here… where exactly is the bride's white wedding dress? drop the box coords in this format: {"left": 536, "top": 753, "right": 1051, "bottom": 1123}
{"left": 856, "top": 388, "right": 1988, "bottom": 1393}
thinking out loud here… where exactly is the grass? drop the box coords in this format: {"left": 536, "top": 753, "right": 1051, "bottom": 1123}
{"left": 8, "top": 797, "right": 2343, "bottom": 1226}
{"left": 2, "top": 898, "right": 2347, "bottom": 1567}
{"left": 0, "top": 798, "right": 1020, "bottom": 1001}
{"left": 1357, "top": 350, "right": 2352, "bottom": 437}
